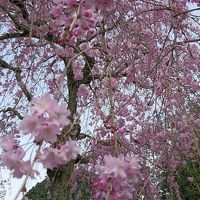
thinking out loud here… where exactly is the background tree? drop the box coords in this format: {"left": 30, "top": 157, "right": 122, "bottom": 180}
{"left": 159, "top": 101, "right": 200, "bottom": 200}
{"left": 0, "top": 0, "right": 200, "bottom": 199}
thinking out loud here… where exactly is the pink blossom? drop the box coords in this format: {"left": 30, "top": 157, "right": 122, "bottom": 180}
{"left": 187, "top": 177, "right": 194, "bottom": 182}
{"left": 97, "top": 155, "right": 127, "bottom": 178}
{"left": 60, "top": 140, "right": 80, "bottom": 160}
{"left": 52, "top": 5, "right": 62, "bottom": 17}
{"left": 55, "top": 47, "right": 74, "bottom": 58}
{"left": 31, "top": 93, "right": 56, "bottom": 115}
{"left": 38, "top": 147, "right": 61, "bottom": 169}
{"left": 19, "top": 94, "right": 70, "bottom": 143}
{"left": 127, "top": 156, "right": 141, "bottom": 171}
{"left": 19, "top": 115, "right": 42, "bottom": 134}
{"left": 0, "top": 147, "right": 34, "bottom": 178}
{"left": 66, "top": 0, "right": 77, "bottom": 5}
{"left": 94, "top": 0, "right": 115, "bottom": 11}
{"left": 73, "top": 61, "right": 83, "bottom": 80}
{"left": 49, "top": 103, "right": 70, "bottom": 127}
{"left": 33, "top": 123, "right": 60, "bottom": 143}
{"left": 94, "top": 154, "right": 140, "bottom": 199}
{"left": 19, "top": 116, "right": 59, "bottom": 143}
{"left": 0, "top": 134, "right": 16, "bottom": 152}
{"left": 38, "top": 140, "right": 80, "bottom": 169}
{"left": 118, "top": 128, "right": 125, "bottom": 135}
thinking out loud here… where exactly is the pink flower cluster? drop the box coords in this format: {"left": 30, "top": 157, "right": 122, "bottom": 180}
{"left": 19, "top": 94, "right": 70, "bottom": 143}
{"left": 93, "top": 155, "right": 141, "bottom": 200}
{"left": 0, "top": 135, "right": 36, "bottom": 178}
{"left": 38, "top": 140, "right": 80, "bottom": 169}
{"left": 182, "top": 0, "right": 200, "bottom": 6}
{"left": 0, "top": 94, "right": 81, "bottom": 178}
{"left": 51, "top": 0, "right": 115, "bottom": 46}
{"left": 92, "top": 0, "right": 115, "bottom": 11}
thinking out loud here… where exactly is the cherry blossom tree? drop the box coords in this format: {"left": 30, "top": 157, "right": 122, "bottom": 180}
{"left": 0, "top": 0, "right": 200, "bottom": 199}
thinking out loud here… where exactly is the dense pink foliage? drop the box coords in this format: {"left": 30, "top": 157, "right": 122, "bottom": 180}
{"left": 94, "top": 155, "right": 141, "bottom": 199}
{"left": 0, "top": 0, "right": 199, "bottom": 199}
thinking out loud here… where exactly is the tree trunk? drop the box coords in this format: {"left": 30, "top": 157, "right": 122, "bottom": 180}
{"left": 26, "top": 55, "right": 94, "bottom": 200}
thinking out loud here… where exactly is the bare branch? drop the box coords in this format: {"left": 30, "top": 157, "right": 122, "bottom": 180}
{"left": 0, "top": 58, "right": 33, "bottom": 101}
{"left": 9, "top": 0, "right": 29, "bottom": 20}
{"left": 0, "top": 32, "right": 28, "bottom": 41}
{"left": 177, "top": 38, "right": 200, "bottom": 45}
{"left": 2, "top": 107, "right": 23, "bottom": 120}
{"left": 0, "top": 58, "right": 20, "bottom": 72}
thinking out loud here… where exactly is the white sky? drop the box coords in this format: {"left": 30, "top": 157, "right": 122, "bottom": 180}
{"left": 2, "top": 164, "right": 46, "bottom": 200}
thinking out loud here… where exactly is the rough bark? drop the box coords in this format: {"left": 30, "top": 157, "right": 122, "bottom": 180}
{"left": 26, "top": 45, "right": 95, "bottom": 200}
{"left": 26, "top": 60, "right": 80, "bottom": 200}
